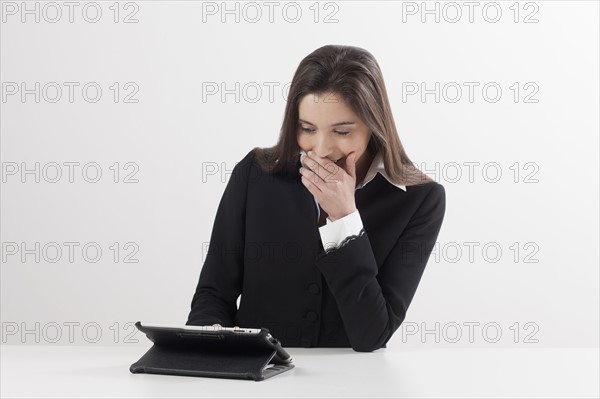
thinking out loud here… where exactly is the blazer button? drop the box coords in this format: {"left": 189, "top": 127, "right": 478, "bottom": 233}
{"left": 306, "top": 311, "right": 318, "bottom": 322}
{"left": 308, "top": 284, "right": 320, "bottom": 295}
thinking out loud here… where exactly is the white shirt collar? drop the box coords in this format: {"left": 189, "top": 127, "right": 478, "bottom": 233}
{"left": 356, "top": 149, "right": 406, "bottom": 191}
{"left": 299, "top": 149, "right": 406, "bottom": 191}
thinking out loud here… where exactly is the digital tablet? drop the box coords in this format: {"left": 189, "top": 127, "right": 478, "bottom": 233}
{"left": 129, "top": 321, "right": 294, "bottom": 381}
{"left": 134, "top": 321, "right": 292, "bottom": 364}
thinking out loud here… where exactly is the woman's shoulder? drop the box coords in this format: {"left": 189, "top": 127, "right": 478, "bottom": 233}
{"left": 238, "top": 148, "right": 258, "bottom": 167}
{"left": 406, "top": 179, "right": 445, "bottom": 197}
{"left": 402, "top": 180, "right": 446, "bottom": 215}
{"left": 232, "top": 147, "right": 286, "bottom": 185}
{"left": 229, "top": 148, "right": 258, "bottom": 177}
{"left": 423, "top": 180, "right": 445, "bottom": 197}
{"left": 407, "top": 180, "right": 446, "bottom": 217}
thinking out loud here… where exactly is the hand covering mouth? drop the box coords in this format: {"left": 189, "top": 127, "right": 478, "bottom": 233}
{"left": 299, "top": 150, "right": 345, "bottom": 167}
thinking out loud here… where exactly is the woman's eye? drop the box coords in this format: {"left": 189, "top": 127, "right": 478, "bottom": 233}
{"left": 300, "top": 127, "right": 350, "bottom": 136}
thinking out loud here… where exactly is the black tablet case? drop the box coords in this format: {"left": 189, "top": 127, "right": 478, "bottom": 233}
{"left": 129, "top": 322, "right": 294, "bottom": 381}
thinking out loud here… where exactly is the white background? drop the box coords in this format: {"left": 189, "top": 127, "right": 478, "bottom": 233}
{"left": 1, "top": 1, "right": 598, "bottom": 351}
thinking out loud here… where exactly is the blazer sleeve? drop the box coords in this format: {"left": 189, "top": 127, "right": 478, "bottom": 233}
{"left": 185, "top": 149, "right": 254, "bottom": 327}
{"left": 315, "top": 182, "right": 446, "bottom": 352}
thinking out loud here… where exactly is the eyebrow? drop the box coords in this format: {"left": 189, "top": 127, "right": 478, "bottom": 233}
{"left": 298, "top": 119, "right": 356, "bottom": 127}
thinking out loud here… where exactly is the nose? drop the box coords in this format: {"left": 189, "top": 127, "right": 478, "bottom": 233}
{"left": 312, "top": 135, "right": 335, "bottom": 160}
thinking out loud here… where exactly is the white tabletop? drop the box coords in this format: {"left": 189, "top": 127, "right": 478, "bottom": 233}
{"left": 1, "top": 345, "right": 598, "bottom": 398}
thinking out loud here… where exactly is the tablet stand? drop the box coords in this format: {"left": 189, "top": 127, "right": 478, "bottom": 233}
{"left": 130, "top": 340, "right": 295, "bottom": 381}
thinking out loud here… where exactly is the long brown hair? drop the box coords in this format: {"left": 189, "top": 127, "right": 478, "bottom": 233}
{"left": 253, "top": 44, "right": 433, "bottom": 186}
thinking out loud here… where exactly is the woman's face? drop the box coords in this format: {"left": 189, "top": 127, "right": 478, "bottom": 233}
{"left": 296, "top": 91, "right": 372, "bottom": 170}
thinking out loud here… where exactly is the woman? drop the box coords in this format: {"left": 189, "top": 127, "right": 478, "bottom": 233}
{"left": 185, "top": 44, "right": 446, "bottom": 352}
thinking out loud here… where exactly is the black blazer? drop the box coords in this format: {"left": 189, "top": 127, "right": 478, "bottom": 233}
{"left": 186, "top": 148, "right": 446, "bottom": 352}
